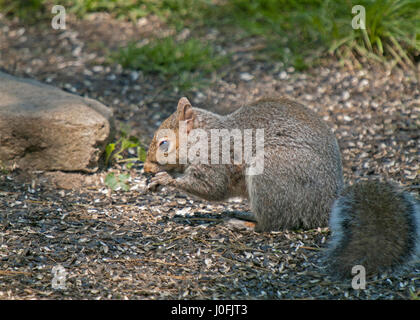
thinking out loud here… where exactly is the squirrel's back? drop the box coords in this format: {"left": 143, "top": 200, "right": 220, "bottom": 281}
{"left": 227, "top": 98, "right": 333, "bottom": 140}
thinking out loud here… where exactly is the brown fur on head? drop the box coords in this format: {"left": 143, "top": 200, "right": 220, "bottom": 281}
{"left": 144, "top": 97, "right": 196, "bottom": 174}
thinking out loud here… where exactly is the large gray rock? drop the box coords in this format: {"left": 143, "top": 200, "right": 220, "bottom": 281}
{"left": 0, "top": 71, "right": 114, "bottom": 173}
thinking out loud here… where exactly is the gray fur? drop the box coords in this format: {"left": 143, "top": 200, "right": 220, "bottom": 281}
{"left": 172, "top": 98, "right": 344, "bottom": 231}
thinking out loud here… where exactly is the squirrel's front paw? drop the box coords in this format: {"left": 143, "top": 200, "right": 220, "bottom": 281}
{"left": 147, "top": 171, "right": 175, "bottom": 191}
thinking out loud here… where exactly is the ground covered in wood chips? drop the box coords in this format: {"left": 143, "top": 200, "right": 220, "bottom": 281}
{"left": 0, "top": 13, "right": 419, "bottom": 300}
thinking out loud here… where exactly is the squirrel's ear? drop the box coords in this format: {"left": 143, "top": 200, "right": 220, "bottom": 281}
{"left": 177, "top": 97, "right": 195, "bottom": 133}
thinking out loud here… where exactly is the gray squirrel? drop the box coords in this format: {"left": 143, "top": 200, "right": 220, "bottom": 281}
{"left": 144, "top": 97, "right": 420, "bottom": 278}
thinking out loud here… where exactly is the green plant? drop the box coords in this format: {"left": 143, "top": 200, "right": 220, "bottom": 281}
{"left": 66, "top": 0, "right": 209, "bottom": 25}
{"left": 104, "top": 172, "right": 131, "bottom": 191}
{"left": 327, "top": 0, "right": 420, "bottom": 69}
{"left": 72, "top": 0, "right": 419, "bottom": 70}
{"left": 3, "top": 0, "right": 417, "bottom": 73}
{"left": 410, "top": 288, "right": 420, "bottom": 300}
{"left": 112, "top": 37, "right": 227, "bottom": 90}
{"left": 206, "top": 0, "right": 420, "bottom": 69}
{"left": 105, "top": 126, "right": 146, "bottom": 168}
{"left": 104, "top": 126, "right": 147, "bottom": 191}
{"left": 0, "top": 160, "right": 9, "bottom": 175}
{"left": 0, "top": 0, "right": 47, "bottom": 22}
{"left": 0, "top": 0, "right": 210, "bottom": 25}
{"left": 205, "top": 0, "right": 327, "bottom": 69}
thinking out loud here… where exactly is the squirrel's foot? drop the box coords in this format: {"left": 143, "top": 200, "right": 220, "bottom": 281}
{"left": 225, "top": 218, "right": 256, "bottom": 231}
{"left": 147, "top": 171, "right": 175, "bottom": 191}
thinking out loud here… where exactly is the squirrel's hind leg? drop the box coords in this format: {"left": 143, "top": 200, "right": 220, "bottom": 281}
{"left": 246, "top": 160, "right": 334, "bottom": 232}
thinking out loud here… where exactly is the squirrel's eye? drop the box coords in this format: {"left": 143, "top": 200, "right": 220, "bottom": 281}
{"left": 159, "top": 140, "right": 169, "bottom": 152}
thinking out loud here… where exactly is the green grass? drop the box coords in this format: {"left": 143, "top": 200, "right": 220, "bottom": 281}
{"left": 1, "top": 0, "right": 418, "bottom": 71}
{"left": 208, "top": 0, "right": 328, "bottom": 69}
{"left": 208, "top": 0, "right": 420, "bottom": 69}
{"left": 65, "top": 0, "right": 210, "bottom": 26}
{"left": 0, "top": 0, "right": 210, "bottom": 25}
{"left": 112, "top": 37, "right": 227, "bottom": 90}
{"left": 327, "top": 0, "right": 420, "bottom": 69}
{"left": 0, "top": 0, "right": 47, "bottom": 22}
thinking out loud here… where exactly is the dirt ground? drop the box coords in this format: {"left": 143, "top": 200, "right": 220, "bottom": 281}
{"left": 0, "top": 13, "right": 419, "bottom": 299}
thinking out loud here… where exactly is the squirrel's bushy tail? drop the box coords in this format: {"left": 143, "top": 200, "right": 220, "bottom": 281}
{"left": 325, "top": 180, "right": 420, "bottom": 278}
